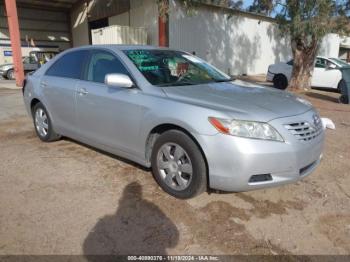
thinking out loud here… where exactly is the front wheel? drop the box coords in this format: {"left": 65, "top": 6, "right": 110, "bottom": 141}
{"left": 32, "top": 102, "right": 61, "bottom": 142}
{"left": 151, "top": 130, "right": 207, "bottom": 199}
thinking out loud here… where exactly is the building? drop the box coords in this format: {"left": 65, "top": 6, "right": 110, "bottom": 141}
{"left": 1, "top": 0, "right": 348, "bottom": 86}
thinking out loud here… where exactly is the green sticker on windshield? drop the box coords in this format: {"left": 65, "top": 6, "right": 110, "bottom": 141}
{"left": 126, "top": 50, "right": 160, "bottom": 71}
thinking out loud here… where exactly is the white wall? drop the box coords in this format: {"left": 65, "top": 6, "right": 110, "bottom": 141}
{"left": 319, "top": 33, "right": 340, "bottom": 58}
{"left": 70, "top": 0, "right": 342, "bottom": 74}
{"left": 169, "top": 0, "right": 343, "bottom": 75}
{"left": 71, "top": 0, "right": 158, "bottom": 46}
{"left": 108, "top": 0, "right": 159, "bottom": 45}
{"left": 109, "top": 12, "right": 130, "bottom": 27}
{"left": 70, "top": 2, "right": 90, "bottom": 46}
{"left": 169, "top": 0, "right": 291, "bottom": 75}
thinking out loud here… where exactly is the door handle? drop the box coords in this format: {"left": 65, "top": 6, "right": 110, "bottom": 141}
{"left": 40, "top": 82, "right": 47, "bottom": 88}
{"left": 78, "top": 88, "right": 88, "bottom": 95}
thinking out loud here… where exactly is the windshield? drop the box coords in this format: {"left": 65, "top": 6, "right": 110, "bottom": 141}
{"left": 329, "top": 58, "right": 350, "bottom": 67}
{"left": 124, "top": 49, "right": 231, "bottom": 86}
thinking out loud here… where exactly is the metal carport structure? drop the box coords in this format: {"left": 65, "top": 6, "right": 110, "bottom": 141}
{"left": 2, "top": 0, "right": 168, "bottom": 87}
{"left": 3, "top": 0, "right": 78, "bottom": 86}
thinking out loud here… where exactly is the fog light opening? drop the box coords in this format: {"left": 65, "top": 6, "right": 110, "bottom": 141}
{"left": 249, "top": 174, "right": 272, "bottom": 183}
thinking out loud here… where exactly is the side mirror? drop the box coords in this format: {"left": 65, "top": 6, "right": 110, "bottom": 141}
{"left": 105, "top": 73, "right": 134, "bottom": 88}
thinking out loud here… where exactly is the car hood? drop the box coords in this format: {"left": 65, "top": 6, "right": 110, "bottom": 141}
{"left": 161, "top": 80, "right": 312, "bottom": 122}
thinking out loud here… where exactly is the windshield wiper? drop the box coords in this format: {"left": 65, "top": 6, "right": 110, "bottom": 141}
{"left": 158, "top": 81, "right": 198, "bottom": 87}
{"left": 214, "top": 77, "right": 235, "bottom": 83}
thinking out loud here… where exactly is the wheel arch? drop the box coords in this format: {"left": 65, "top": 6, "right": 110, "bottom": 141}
{"left": 145, "top": 123, "right": 210, "bottom": 188}
{"left": 30, "top": 98, "right": 41, "bottom": 116}
{"left": 30, "top": 98, "right": 55, "bottom": 128}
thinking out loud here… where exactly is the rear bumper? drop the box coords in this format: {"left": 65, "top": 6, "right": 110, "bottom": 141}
{"left": 194, "top": 111, "right": 325, "bottom": 192}
{"left": 0, "top": 70, "right": 7, "bottom": 77}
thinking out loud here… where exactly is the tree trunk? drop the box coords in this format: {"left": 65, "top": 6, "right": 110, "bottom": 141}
{"left": 288, "top": 37, "right": 319, "bottom": 91}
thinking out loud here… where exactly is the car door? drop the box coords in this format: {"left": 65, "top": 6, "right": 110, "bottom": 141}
{"left": 75, "top": 49, "right": 146, "bottom": 155}
{"left": 41, "top": 50, "right": 89, "bottom": 136}
{"left": 312, "top": 58, "right": 340, "bottom": 88}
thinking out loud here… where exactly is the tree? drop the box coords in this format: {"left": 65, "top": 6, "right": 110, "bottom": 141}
{"left": 158, "top": 0, "right": 349, "bottom": 91}
{"left": 249, "top": 0, "right": 349, "bottom": 90}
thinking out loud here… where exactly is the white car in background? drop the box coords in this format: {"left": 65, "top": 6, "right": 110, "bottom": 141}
{"left": 267, "top": 56, "right": 349, "bottom": 90}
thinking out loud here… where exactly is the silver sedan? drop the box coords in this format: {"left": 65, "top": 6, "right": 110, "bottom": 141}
{"left": 23, "top": 45, "right": 325, "bottom": 199}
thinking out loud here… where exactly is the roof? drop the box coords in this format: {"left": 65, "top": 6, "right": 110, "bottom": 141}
{"left": 62, "top": 45, "right": 173, "bottom": 54}
{"left": 78, "top": 44, "right": 162, "bottom": 50}
{"left": 194, "top": 0, "right": 276, "bottom": 23}
{"left": 15, "top": 0, "right": 79, "bottom": 10}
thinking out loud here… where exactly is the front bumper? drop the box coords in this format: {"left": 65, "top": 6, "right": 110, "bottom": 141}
{"left": 195, "top": 110, "right": 325, "bottom": 192}
{"left": 266, "top": 70, "right": 275, "bottom": 82}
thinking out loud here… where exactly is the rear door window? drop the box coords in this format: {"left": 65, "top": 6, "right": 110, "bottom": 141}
{"left": 46, "top": 50, "right": 88, "bottom": 79}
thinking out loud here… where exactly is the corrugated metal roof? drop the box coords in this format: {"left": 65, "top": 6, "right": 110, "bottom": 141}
{"left": 15, "top": 0, "right": 79, "bottom": 10}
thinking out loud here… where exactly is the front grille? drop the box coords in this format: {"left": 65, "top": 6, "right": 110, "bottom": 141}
{"left": 284, "top": 120, "right": 323, "bottom": 142}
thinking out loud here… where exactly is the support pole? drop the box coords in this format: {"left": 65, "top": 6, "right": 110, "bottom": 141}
{"left": 158, "top": 0, "right": 169, "bottom": 47}
{"left": 158, "top": 16, "right": 168, "bottom": 47}
{"left": 5, "top": 0, "right": 24, "bottom": 87}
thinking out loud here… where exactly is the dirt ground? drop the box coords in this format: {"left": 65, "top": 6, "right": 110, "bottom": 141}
{"left": 0, "top": 82, "right": 349, "bottom": 257}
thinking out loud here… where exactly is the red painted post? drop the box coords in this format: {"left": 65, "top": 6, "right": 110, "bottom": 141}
{"left": 158, "top": 16, "right": 168, "bottom": 47}
{"left": 5, "top": 0, "right": 24, "bottom": 87}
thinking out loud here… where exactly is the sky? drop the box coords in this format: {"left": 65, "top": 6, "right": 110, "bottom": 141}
{"left": 240, "top": 0, "right": 283, "bottom": 17}
{"left": 242, "top": 0, "right": 254, "bottom": 9}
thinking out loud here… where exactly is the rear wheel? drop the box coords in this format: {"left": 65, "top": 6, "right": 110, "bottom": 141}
{"left": 273, "top": 74, "right": 288, "bottom": 90}
{"left": 6, "top": 69, "right": 14, "bottom": 80}
{"left": 32, "top": 102, "right": 61, "bottom": 142}
{"left": 151, "top": 130, "right": 207, "bottom": 199}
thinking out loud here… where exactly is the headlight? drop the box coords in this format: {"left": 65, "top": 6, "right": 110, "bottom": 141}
{"left": 209, "top": 117, "right": 284, "bottom": 142}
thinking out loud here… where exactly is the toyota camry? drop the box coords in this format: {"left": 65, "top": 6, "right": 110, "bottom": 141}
{"left": 23, "top": 45, "right": 324, "bottom": 199}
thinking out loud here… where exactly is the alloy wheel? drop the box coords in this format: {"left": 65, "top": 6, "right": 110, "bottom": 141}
{"left": 35, "top": 108, "right": 49, "bottom": 137}
{"left": 156, "top": 142, "right": 193, "bottom": 191}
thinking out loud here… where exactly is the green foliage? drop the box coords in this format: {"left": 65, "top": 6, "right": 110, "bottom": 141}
{"left": 249, "top": 0, "right": 349, "bottom": 48}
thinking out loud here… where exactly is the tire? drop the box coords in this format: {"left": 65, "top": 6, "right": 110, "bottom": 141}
{"left": 340, "top": 95, "right": 349, "bottom": 104}
{"left": 151, "top": 130, "right": 207, "bottom": 199}
{"left": 337, "top": 79, "right": 344, "bottom": 93}
{"left": 338, "top": 79, "right": 349, "bottom": 104}
{"left": 6, "top": 69, "right": 14, "bottom": 80}
{"left": 273, "top": 74, "right": 288, "bottom": 90}
{"left": 32, "top": 102, "right": 61, "bottom": 142}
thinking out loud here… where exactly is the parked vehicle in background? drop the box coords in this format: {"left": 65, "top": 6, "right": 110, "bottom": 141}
{"left": 0, "top": 51, "right": 58, "bottom": 80}
{"left": 267, "top": 56, "right": 349, "bottom": 90}
{"left": 23, "top": 45, "right": 324, "bottom": 199}
{"left": 328, "top": 57, "right": 350, "bottom": 67}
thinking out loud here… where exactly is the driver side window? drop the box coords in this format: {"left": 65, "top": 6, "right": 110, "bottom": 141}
{"left": 86, "top": 51, "right": 129, "bottom": 83}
